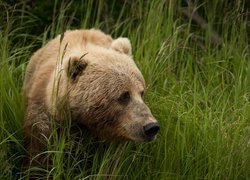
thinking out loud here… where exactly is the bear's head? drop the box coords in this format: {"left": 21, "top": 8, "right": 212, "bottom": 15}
{"left": 54, "top": 37, "right": 160, "bottom": 142}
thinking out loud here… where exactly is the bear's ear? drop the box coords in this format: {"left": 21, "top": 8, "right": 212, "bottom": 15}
{"left": 111, "top": 38, "right": 132, "bottom": 56}
{"left": 65, "top": 54, "right": 88, "bottom": 80}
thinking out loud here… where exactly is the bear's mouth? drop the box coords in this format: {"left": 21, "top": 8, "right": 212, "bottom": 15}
{"left": 128, "top": 128, "right": 158, "bottom": 142}
{"left": 124, "top": 121, "right": 160, "bottom": 142}
{"left": 144, "top": 134, "right": 157, "bottom": 142}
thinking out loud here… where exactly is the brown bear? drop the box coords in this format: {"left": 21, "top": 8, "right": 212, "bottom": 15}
{"left": 23, "top": 29, "right": 159, "bottom": 164}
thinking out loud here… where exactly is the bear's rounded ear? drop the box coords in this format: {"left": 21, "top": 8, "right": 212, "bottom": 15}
{"left": 65, "top": 54, "right": 88, "bottom": 80}
{"left": 111, "top": 38, "right": 132, "bottom": 56}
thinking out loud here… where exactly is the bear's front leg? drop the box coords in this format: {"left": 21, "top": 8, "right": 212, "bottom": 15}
{"left": 23, "top": 103, "right": 52, "bottom": 166}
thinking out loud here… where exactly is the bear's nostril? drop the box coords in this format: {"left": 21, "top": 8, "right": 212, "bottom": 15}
{"left": 143, "top": 122, "right": 160, "bottom": 138}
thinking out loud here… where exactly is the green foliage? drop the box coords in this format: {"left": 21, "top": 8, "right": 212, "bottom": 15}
{"left": 0, "top": 0, "right": 249, "bottom": 179}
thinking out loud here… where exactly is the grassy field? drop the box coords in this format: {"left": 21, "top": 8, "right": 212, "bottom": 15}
{"left": 0, "top": 0, "right": 249, "bottom": 179}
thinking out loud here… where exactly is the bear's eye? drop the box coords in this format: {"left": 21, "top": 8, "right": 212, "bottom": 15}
{"left": 118, "top": 91, "right": 130, "bottom": 105}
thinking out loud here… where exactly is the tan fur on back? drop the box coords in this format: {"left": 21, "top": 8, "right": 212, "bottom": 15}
{"left": 24, "top": 29, "right": 113, "bottom": 101}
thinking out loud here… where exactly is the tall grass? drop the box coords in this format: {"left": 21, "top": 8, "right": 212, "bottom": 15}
{"left": 0, "top": 0, "right": 249, "bottom": 179}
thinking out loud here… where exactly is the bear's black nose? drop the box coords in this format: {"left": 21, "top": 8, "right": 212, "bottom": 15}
{"left": 143, "top": 122, "right": 160, "bottom": 138}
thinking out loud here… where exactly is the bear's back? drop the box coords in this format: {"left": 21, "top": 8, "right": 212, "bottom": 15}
{"left": 23, "top": 29, "right": 113, "bottom": 100}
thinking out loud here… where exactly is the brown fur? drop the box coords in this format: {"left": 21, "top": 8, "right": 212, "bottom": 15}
{"left": 23, "top": 29, "right": 158, "bottom": 165}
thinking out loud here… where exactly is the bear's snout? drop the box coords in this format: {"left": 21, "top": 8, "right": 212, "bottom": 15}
{"left": 143, "top": 122, "right": 160, "bottom": 140}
